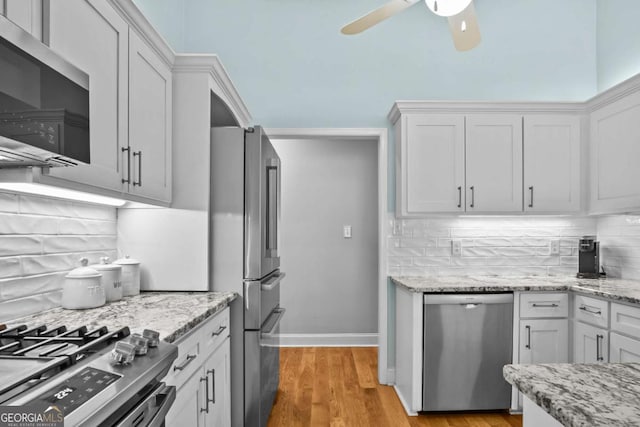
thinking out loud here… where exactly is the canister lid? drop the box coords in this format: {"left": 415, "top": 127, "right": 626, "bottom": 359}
{"left": 66, "top": 257, "right": 101, "bottom": 279}
{"left": 91, "top": 257, "right": 122, "bottom": 272}
{"left": 114, "top": 255, "right": 140, "bottom": 266}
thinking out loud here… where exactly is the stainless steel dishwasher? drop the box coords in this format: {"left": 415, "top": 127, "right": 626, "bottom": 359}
{"left": 422, "top": 293, "right": 513, "bottom": 411}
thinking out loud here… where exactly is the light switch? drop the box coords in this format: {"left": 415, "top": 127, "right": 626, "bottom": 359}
{"left": 452, "top": 240, "right": 462, "bottom": 256}
{"left": 550, "top": 240, "right": 560, "bottom": 255}
{"left": 343, "top": 225, "right": 352, "bottom": 239}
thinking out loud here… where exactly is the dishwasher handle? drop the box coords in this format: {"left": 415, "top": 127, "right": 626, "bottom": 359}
{"left": 423, "top": 293, "right": 513, "bottom": 305}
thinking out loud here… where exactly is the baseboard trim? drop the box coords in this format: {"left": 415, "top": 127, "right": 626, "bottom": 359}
{"left": 393, "top": 385, "right": 418, "bottom": 416}
{"left": 278, "top": 333, "right": 378, "bottom": 347}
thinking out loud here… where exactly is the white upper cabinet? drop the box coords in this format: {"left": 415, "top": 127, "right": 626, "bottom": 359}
{"left": 45, "top": 0, "right": 128, "bottom": 193}
{"left": 465, "top": 115, "right": 523, "bottom": 212}
{"left": 590, "top": 89, "right": 640, "bottom": 214}
{"left": 127, "top": 28, "right": 172, "bottom": 203}
{"left": 524, "top": 115, "right": 581, "bottom": 212}
{"left": 399, "top": 114, "right": 465, "bottom": 214}
{"left": 4, "top": 0, "right": 42, "bottom": 40}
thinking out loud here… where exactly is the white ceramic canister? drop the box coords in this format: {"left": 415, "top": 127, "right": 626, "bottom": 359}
{"left": 114, "top": 255, "right": 141, "bottom": 296}
{"left": 91, "top": 257, "right": 123, "bottom": 302}
{"left": 62, "top": 258, "right": 105, "bottom": 309}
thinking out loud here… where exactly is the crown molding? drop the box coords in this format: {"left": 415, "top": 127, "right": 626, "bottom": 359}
{"left": 109, "top": 0, "right": 175, "bottom": 67}
{"left": 388, "top": 100, "right": 587, "bottom": 123}
{"left": 173, "top": 54, "right": 253, "bottom": 127}
{"left": 265, "top": 127, "right": 386, "bottom": 141}
{"left": 586, "top": 73, "right": 640, "bottom": 112}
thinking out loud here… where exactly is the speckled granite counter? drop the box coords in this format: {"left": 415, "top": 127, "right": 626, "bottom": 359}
{"left": 504, "top": 363, "right": 640, "bottom": 427}
{"left": 391, "top": 276, "right": 640, "bottom": 305}
{"left": 6, "top": 291, "right": 238, "bottom": 343}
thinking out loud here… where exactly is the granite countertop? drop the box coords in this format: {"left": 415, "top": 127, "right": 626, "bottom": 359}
{"left": 6, "top": 291, "right": 238, "bottom": 343}
{"left": 504, "top": 363, "right": 640, "bottom": 427}
{"left": 391, "top": 276, "right": 640, "bottom": 305}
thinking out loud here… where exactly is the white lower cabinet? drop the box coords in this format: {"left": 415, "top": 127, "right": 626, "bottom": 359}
{"left": 519, "top": 319, "right": 569, "bottom": 364}
{"left": 573, "top": 321, "right": 609, "bottom": 363}
{"left": 165, "top": 307, "right": 231, "bottom": 427}
{"left": 610, "top": 332, "right": 640, "bottom": 363}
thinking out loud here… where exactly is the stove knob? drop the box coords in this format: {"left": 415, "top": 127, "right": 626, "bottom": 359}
{"left": 142, "top": 329, "right": 160, "bottom": 347}
{"left": 129, "top": 333, "right": 149, "bottom": 356}
{"left": 110, "top": 341, "right": 136, "bottom": 365}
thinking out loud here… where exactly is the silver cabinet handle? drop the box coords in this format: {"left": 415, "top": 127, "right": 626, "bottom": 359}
{"left": 532, "top": 303, "right": 558, "bottom": 308}
{"left": 525, "top": 325, "right": 531, "bottom": 349}
{"left": 211, "top": 325, "right": 227, "bottom": 337}
{"left": 579, "top": 306, "right": 602, "bottom": 315}
{"left": 596, "top": 334, "right": 604, "bottom": 361}
{"left": 457, "top": 186, "right": 462, "bottom": 208}
{"left": 133, "top": 151, "right": 142, "bottom": 187}
{"left": 469, "top": 186, "right": 475, "bottom": 208}
{"left": 121, "top": 147, "right": 131, "bottom": 184}
{"left": 173, "top": 354, "right": 196, "bottom": 371}
{"left": 200, "top": 376, "right": 209, "bottom": 413}
{"left": 208, "top": 368, "right": 216, "bottom": 404}
{"left": 528, "top": 186, "right": 534, "bottom": 208}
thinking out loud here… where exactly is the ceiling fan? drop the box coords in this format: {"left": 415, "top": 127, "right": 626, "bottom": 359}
{"left": 341, "top": 0, "right": 481, "bottom": 51}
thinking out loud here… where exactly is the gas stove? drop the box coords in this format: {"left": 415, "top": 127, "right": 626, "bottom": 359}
{"left": 0, "top": 323, "right": 178, "bottom": 426}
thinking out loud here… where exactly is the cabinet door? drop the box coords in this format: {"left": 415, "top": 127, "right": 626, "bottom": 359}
{"left": 590, "top": 90, "right": 640, "bottom": 213}
{"left": 46, "top": 0, "right": 127, "bottom": 193}
{"left": 4, "top": 0, "right": 42, "bottom": 40}
{"left": 127, "top": 28, "right": 172, "bottom": 203}
{"left": 165, "top": 370, "right": 205, "bottom": 427}
{"left": 203, "top": 338, "right": 231, "bottom": 427}
{"left": 519, "top": 319, "right": 568, "bottom": 364}
{"left": 466, "top": 115, "right": 523, "bottom": 212}
{"left": 523, "top": 115, "right": 581, "bottom": 212}
{"left": 399, "top": 114, "right": 465, "bottom": 214}
{"left": 573, "top": 321, "right": 608, "bottom": 363}
{"left": 610, "top": 332, "right": 640, "bottom": 363}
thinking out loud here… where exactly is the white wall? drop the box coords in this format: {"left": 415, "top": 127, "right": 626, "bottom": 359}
{"left": 597, "top": 215, "right": 640, "bottom": 279}
{"left": 388, "top": 216, "right": 597, "bottom": 277}
{"left": 273, "top": 138, "right": 378, "bottom": 340}
{"left": 0, "top": 192, "right": 117, "bottom": 321}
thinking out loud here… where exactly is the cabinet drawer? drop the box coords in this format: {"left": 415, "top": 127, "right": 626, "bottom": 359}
{"left": 574, "top": 295, "right": 609, "bottom": 328}
{"left": 611, "top": 302, "right": 640, "bottom": 339}
{"left": 610, "top": 332, "right": 640, "bottom": 363}
{"left": 164, "top": 329, "right": 202, "bottom": 389}
{"left": 202, "top": 307, "right": 230, "bottom": 352}
{"left": 520, "top": 293, "right": 568, "bottom": 318}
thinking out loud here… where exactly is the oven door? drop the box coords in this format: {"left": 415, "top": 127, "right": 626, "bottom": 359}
{"left": 245, "top": 307, "right": 285, "bottom": 427}
{"left": 112, "top": 382, "right": 176, "bottom": 427}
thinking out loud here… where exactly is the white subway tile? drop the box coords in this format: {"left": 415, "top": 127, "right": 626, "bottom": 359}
{"left": 0, "top": 192, "right": 19, "bottom": 213}
{"left": 57, "top": 218, "right": 117, "bottom": 235}
{"left": 399, "top": 238, "right": 437, "bottom": 248}
{"left": 426, "top": 247, "right": 452, "bottom": 256}
{"left": 413, "top": 257, "right": 451, "bottom": 267}
{"left": 21, "top": 254, "right": 77, "bottom": 275}
{"left": 19, "top": 195, "right": 76, "bottom": 217}
{"left": 461, "top": 247, "right": 540, "bottom": 257}
{"left": 400, "top": 266, "right": 429, "bottom": 276}
{"left": 438, "top": 238, "right": 452, "bottom": 248}
{"left": 0, "top": 291, "right": 61, "bottom": 322}
{"left": 388, "top": 257, "right": 412, "bottom": 267}
{"left": 451, "top": 256, "right": 559, "bottom": 267}
{"left": 43, "top": 236, "right": 116, "bottom": 254}
{"left": 71, "top": 203, "right": 116, "bottom": 221}
{"left": 548, "top": 266, "right": 578, "bottom": 276}
{"left": 0, "top": 236, "right": 42, "bottom": 256}
{"left": 388, "top": 247, "right": 425, "bottom": 257}
{"left": 0, "top": 272, "right": 65, "bottom": 301}
{"left": 560, "top": 256, "right": 578, "bottom": 266}
{"left": 387, "top": 266, "right": 401, "bottom": 276}
{"left": 0, "top": 213, "right": 59, "bottom": 235}
{"left": 0, "top": 257, "right": 21, "bottom": 278}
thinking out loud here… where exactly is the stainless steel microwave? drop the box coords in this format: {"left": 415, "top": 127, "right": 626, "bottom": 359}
{"left": 0, "top": 17, "right": 89, "bottom": 167}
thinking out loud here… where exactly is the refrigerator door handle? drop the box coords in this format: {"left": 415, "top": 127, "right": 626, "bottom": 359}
{"left": 261, "top": 308, "right": 286, "bottom": 337}
{"left": 262, "top": 272, "right": 286, "bottom": 291}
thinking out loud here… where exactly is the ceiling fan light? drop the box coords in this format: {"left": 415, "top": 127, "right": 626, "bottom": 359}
{"left": 425, "top": 0, "right": 472, "bottom": 17}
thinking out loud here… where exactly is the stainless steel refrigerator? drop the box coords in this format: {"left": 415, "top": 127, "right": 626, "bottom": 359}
{"left": 210, "top": 126, "right": 286, "bottom": 427}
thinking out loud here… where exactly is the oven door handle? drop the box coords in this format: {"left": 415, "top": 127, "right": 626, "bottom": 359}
{"left": 262, "top": 272, "right": 286, "bottom": 291}
{"left": 114, "top": 383, "right": 176, "bottom": 427}
{"left": 261, "top": 307, "right": 286, "bottom": 337}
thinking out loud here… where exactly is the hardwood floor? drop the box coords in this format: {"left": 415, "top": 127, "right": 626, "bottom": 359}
{"left": 268, "top": 347, "right": 522, "bottom": 427}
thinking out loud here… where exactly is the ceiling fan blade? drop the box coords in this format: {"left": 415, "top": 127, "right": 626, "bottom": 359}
{"left": 341, "top": 0, "right": 418, "bottom": 35}
{"left": 447, "top": 1, "right": 481, "bottom": 51}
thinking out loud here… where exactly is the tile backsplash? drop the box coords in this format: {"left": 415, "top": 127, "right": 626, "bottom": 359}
{"left": 387, "top": 215, "right": 597, "bottom": 277}
{"left": 0, "top": 192, "right": 117, "bottom": 322}
{"left": 597, "top": 215, "right": 640, "bottom": 280}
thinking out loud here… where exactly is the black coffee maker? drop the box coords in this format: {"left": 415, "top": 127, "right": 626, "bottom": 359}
{"left": 577, "top": 236, "right": 603, "bottom": 279}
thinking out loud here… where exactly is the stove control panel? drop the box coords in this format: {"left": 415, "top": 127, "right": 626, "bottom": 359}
{"left": 29, "top": 367, "right": 121, "bottom": 416}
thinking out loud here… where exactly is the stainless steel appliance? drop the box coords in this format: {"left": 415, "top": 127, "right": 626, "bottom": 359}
{"left": 0, "top": 323, "right": 177, "bottom": 426}
{"left": 422, "top": 293, "right": 513, "bottom": 411}
{"left": 577, "top": 236, "right": 602, "bottom": 279}
{"left": 0, "top": 17, "right": 89, "bottom": 167}
{"left": 210, "top": 126, "right": 285, "bottom": 427}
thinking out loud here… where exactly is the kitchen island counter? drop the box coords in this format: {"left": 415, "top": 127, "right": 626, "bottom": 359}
{"left": 7, "top": 291, "right": 238, "bottom": 343}
{"left": 504, "top": 362, "right": 640, "bottom": 427}
{"left": 391, "top": 276, "right": 640, "bottom": 305}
